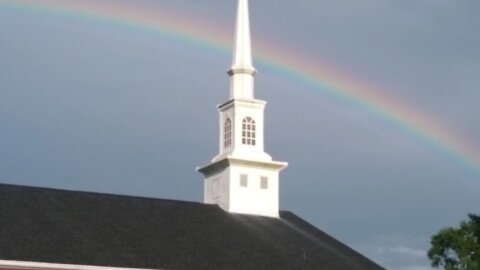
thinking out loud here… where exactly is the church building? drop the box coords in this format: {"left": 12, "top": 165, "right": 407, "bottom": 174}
{"left": 0, "top": 1, "right": 384, "bottom": 269}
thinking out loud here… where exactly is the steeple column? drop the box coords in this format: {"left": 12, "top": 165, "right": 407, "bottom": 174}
{"left": 229, "top": 71, "right": 255, "bottom": 99}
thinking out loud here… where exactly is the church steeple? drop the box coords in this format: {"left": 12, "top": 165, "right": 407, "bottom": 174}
{"left": 228, "top": 0, "right": 256, "bottom": 99}
{"left": 198, "top": 0, "right": 287, "bottom": 218}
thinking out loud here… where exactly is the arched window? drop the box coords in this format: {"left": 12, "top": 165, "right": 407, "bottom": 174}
{"left": 242, "top": 117, "right": 256, "bottom": 146}
{"left": 224, "top": 118, "right": 232, "bottom": 147}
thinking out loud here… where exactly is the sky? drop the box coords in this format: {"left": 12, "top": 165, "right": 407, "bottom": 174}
{"left": 0, "top": 0, "right": 479, "bottom": 269}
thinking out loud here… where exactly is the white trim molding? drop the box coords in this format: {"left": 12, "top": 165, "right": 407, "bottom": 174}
{"left": 0, "top": 260, "right": 163, "bottom": 270}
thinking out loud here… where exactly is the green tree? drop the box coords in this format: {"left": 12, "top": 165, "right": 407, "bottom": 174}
{"left": 428, "top": 214, "right": 480, "bottom": 270}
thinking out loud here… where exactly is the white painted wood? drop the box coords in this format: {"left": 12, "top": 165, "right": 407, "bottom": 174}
{"left": 229, "top": 0, "right": 256, "bottom": 99}
{"left": 0, "top": 260, "right": 161, "bottom": 270}
{"left": 198, "top": 0, "right": 287, "bottom": 218}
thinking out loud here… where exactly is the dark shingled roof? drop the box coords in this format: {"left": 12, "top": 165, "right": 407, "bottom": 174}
{"left": 0, "top": 183, "right": 384, "bottom": 270}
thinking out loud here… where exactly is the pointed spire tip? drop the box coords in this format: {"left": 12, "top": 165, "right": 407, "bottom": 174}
{"left": 230, "top": 0, "right": 255, "bottom": 73}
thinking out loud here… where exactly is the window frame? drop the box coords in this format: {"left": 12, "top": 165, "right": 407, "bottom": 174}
{"left": 224, "top": 117, "right": 232, "bottom": 148}
{"left": 241, "top": 117, "right": 256, "bottom": 146}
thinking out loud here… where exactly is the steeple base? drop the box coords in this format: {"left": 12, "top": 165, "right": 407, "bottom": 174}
{"left": 198, "top": 157, "right": 287, "bottom": 218}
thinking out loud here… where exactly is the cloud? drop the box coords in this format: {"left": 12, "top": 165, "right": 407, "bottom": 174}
{"left": 368, "top": 245, "right": 433, "bottom": 270}
{"left": 390, "top": 266, "right": 433, "bottom": 270}
{"left": 353, "top": 234, "right": 434, "bottom": 270}
{"left": 387, "top": 246, "right": 427, "bottom": 258}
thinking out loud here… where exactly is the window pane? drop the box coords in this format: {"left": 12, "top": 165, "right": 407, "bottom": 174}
{"left": 261, "top": 177, "right": 268, "bottom": 189}
{"left": 240, "top": 174, "right": 248, "bottom": 187}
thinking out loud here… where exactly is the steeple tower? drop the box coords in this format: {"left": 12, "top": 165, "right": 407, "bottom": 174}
{"left": 198, "top": 0, "right": 287, "bottom": 218}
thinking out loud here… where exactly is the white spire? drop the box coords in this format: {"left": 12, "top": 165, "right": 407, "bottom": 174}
{"left": 228, "top": 0, "right": 256, "bottom": 99}
{"left": 232, "top": 0, "right": 254, "bottom": 70}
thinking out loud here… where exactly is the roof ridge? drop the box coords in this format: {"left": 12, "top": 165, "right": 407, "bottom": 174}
{"left": 0, "top": 182, "right": 203, "bottom": 206}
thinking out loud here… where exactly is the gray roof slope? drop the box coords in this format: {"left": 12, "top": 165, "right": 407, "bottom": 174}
{"left": 0, "top": 183, "right": 384, "bottom": 270}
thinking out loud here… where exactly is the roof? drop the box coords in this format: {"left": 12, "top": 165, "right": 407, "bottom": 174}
{"left": 0, "top": 183, "right": 384, "bottom": 270}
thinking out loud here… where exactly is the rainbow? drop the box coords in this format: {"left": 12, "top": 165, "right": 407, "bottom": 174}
{"left": 1, "top": 0, "right": 479, "bottom": 174}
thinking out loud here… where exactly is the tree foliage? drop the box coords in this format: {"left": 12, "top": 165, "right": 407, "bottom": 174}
{"left": 428, "top": 214, "right": 480, "bottom": 270}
